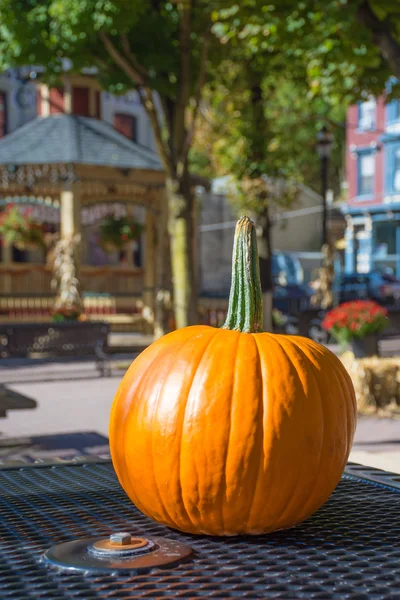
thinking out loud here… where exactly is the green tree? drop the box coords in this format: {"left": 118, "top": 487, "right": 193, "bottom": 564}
{"left": 201, "top": 0, "right": 400, "bottom": 326}
{"left": 276, "top": 0, "right": 400, "bottom": 85}
{"left": 194, "top": 70, "right": 347, "bottom": 328}
{"left": 0, "top": 0, "right": 221, "bottom": 328}
{"left": 225, "top": 1, "right": 400, "bottom": 101}
{"left": 2, "top": 0, "right": 400, "bottom": 330}
{"left": 196, "top": 37, "right": 301, "bottom": 329}
{"left": 194, "top": 77, "right": 346, "bottom": 200}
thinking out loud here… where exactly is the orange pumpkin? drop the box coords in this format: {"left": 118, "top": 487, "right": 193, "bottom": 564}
{"left": 110, "top": 216, "right": 356, "bottom": 536}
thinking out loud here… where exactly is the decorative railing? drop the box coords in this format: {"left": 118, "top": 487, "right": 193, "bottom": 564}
{"left": 0, "top": 264, "right": 230, "bottom": 332}
{"left": 0, "top": 295, "right": 145, "bottom": 333}
{"left": 80, "top": 266, "right": 144, "bottom": 296}
{"left": 0, "top": 264, "right": 52, "bottom": 295}
{"left": 0, "top": 264, "right": 144, "bottom": 296}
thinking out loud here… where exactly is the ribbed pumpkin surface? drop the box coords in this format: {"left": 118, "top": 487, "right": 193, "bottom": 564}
{"left": 110, "top": 325, "right": 356, "bottom": 536}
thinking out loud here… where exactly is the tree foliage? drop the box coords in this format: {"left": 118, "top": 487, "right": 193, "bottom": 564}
{"left": 212, "top": 1, "right": 400, "bottom": 100}
{"left": 193, "top": 77, "right": 346, "bottom": 198}
{"left": 197, "top": 0, "right": 400, "bottom": 213}
{"left": 2, "top": 0, "right": 400, "bottom": 328}
{"left": 192, "top": 0, "right": 400, "bottom": 326}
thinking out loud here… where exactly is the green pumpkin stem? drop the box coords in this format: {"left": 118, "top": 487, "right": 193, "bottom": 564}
{"left": 222, "top": 216, "right": 263, "bottom": 333}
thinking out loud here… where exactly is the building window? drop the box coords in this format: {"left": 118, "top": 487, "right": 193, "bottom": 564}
{"left": 12, "top": 246, "right": 27, "bottom": 263}
{"left": 358, "top": 98, "right": 376, "bottom": 131}
{"left": 357, "top": 152, "right": 375, "bottom": 197}
{"left": 114, "top": 113, "right": 137, "bottom": 142}
{"left": 374, "top": 221, "right": 397, "bottom": 255}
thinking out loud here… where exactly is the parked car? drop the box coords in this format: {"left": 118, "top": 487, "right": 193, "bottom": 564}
{"left": 275, "top": 311, "right": 329, "bottom": 344}
{"left": 273, "top": 283, "right": 312, "bottom": 314}
{"left": 272, "top": 252, "right": 304, "bottom": 285}
{"left": 337, "top": 271, "right": 400, "bottom": 306}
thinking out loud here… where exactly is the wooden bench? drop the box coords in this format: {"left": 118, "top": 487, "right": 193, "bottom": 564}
{"left": 0, "top": 322, "right": 111, "bottom": 376}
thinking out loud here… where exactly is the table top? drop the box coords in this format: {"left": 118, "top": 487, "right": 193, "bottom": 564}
{"left": 1, "top": 460, "right": 400, "bottom": 599}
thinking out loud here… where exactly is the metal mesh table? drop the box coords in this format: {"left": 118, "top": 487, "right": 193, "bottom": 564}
{"left": 1, "top": 460, "right": 400, "bottom": 599}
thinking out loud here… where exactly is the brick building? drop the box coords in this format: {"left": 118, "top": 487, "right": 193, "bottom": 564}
{"left": 344, "top": 90, "right": 400, "bottom": 275}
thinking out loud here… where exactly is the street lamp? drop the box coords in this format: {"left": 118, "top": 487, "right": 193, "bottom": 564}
{"left": 316, "top": 126, "right": 334, "bottom": 248}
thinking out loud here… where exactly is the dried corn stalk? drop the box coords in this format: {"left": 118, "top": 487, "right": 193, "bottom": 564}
{"left": 50, "top": 234, "right": 83, "bottom": 319}
{"left": 310, "top": 243, "right": 335, "bottom": 309}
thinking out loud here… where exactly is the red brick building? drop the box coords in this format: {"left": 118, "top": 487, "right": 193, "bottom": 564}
{"left": 344, "top": 90, "right": 400, "bottom": 275}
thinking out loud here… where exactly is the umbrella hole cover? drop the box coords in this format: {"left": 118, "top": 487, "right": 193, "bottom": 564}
{"left": 43, "top": 532, "right": 193, "bottom": 573}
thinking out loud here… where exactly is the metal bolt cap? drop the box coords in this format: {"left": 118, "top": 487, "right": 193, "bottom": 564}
{"left": 109, "top": 532, "right": 132, "bottom": 546}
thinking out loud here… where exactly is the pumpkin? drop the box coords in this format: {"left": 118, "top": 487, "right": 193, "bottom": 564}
{"left": 110, "top": 216, "right": 356, "bottom": 536}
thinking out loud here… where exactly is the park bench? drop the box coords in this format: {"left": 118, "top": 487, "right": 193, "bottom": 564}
{"left": 0, "top": 321, "right": 111, "bottom": 376}
{"left": 0, "top": 385, "right": 37, "bottom": 418}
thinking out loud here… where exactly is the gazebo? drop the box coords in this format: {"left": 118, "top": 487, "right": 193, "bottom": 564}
{"left": 0, "top": 114, "right": 166, "bottom": 331}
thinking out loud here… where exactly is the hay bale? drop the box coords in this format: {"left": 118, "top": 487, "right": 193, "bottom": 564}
{"left": 340, "top": 352, "right": 400, "bottom": 414}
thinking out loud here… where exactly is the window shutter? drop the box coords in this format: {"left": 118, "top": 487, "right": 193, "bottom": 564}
{"left": 394, "top": 146, "right": 400, "bottom": 192}
{"left": 49, "top": 87, "right": 64, "bottom": 114}
{"left": 72, "top": 87, "right": 90, "bottom": 117}
{"left": 385, "top": 144, "right": 394, "bottom": 194}
{"left": 387, "top": 100, "right": 397, "bottom": 124}
{"left": 0, "top": 92, "right": 6, "bottom": 138}
{"left": 344, "top": 237, "right": 354, "bottom": 273}
{"left": 95, "top": 91, "right": 101, "bottom": 119}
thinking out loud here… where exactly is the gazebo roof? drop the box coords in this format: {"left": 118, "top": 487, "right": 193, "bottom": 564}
{"left": 0, "top": 114, "right": 163, "bottom": 171}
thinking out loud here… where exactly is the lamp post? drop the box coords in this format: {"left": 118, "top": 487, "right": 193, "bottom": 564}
{"left": 316, "top": 126, "right": 334, "bottom": 248}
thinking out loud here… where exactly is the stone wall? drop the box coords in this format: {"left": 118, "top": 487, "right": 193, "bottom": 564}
{"left": 271, "top": 186, "right": 322, "bottom": 252}
{"left": 199, "top": 192, "right": 235, "bottom": 296}
{"left": 198, "top": 183, "right": 344, "bottom": 295}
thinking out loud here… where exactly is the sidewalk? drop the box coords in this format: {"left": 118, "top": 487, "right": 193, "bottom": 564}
{"left": 1, "top": 360, "right": 399, "bottom": 473}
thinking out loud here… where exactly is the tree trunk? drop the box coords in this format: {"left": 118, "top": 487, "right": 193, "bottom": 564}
{"left": 256, "top": 206, "right": 273, "bottom": 332}
{"left": 99, "top": 28, "right": 207, "bottom": 332}
{"left": 246, "top": 68, "right": 274, "bottom": 332}
{"left": 166, "top": 174, "right": 198, "bottom": 329}
{"left": 153, "top": 189, "right": 173, "bottom": 339}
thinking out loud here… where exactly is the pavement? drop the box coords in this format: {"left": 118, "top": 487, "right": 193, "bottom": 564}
{"left": 0, "top": 359, "right": 133, "bottom": 441}
{"left": 1, "top": 358, "right": 399, "bottom": 474}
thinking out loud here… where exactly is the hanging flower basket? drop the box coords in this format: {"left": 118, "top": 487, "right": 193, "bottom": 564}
{"left": 99, "top": 215, "right": 143, "bottom": 252}
{"left": 0, "top": 205, "right": 45, "bottom": 250}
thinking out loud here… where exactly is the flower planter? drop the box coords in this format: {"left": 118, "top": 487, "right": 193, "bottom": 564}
{"left": 350, "top": 335, "right": 379, "bottom": 359}
{"left": 322, "top": 300, "right": 388, "bottom": 356}
{"left": 14, "top": 241, "right": 44, "bottom": 252}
